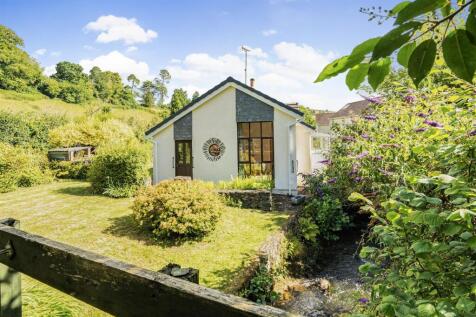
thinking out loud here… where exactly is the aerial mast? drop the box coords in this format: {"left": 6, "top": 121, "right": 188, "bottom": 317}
{"left": 241, "top": 45, "right": 251, "bottom": 84}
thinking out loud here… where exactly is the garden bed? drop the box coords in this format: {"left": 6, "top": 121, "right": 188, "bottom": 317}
{"left": 0, "top": 180, "right": 288, "bottom": 316}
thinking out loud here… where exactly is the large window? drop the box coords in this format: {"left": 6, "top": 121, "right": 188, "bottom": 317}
{"left": 238, "top": 122, "right": 273, "bottom": 177}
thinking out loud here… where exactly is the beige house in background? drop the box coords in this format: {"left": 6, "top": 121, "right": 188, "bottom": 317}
{"left": 146, "top": 77, "right": 315, "bottom": 194}
{"left": 312, "top": 100, "right": 370, "bottom": 170}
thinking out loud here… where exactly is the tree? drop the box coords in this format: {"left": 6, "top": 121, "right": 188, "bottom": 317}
{"left": 140, "top": 80, "right": 156, "bottom": 107}
{"left": 192, "top": 91, "right": 200, "bottom": 101}
{"left": 127, "top": 74, "right": 140, "bottom": 91}
{"left": 298, "top": 105, "right": 317, "bottom": 128}
{"left": 316, "top": 0, "right": 476, "bottom": 90}
{"left": 0, "top": 25, "right": 42, "bottom": 92}
{"left": 154, "top": 69, "right": 171, "bottom": 106}
{"left": 170, "top": 88, "right": 190, "bottom": 114}
{"left": 52, "top": 61, "right": 87, "bottom": 84}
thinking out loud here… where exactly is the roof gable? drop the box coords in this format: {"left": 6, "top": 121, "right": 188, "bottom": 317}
{"left": 145, "top": 76, "right": 303, "bottom": 137}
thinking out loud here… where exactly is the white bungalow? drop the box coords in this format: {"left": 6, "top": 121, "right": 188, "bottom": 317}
{"left": 145, "top": 77, "right": 315, "bottom": 194}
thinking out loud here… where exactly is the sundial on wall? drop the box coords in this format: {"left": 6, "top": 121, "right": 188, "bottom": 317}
{"left": 202, "top": 138, "right": 225, "bottom": 161}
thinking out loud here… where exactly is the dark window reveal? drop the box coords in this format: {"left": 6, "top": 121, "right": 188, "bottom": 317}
{"left": 237, "top": 122, "right": 274, "bottom": 177}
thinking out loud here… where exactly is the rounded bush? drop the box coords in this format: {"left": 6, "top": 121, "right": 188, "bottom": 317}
{"left": 88, "top": 142, "right": 150, "bottom": 198}
{"left": 132, "top": 180, "right": 223, "bottom": 238}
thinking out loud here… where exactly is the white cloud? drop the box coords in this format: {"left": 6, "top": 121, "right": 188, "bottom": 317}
{"left": 262, "top": 29, "right": 277, "bottom": 36}
{"left": 50, "top": 51, "right": 61, "bottom": 57}
{"left": 84, "top": 15, "right": 157, "bottom": 45}
{"left": 35, "top": 48, "right": 47, "bottom": 56}
{"left": 167, "top": 42, "right": 359, "bottom": 110}
{"left": 126, "top": 46, "right": 138, "bottom": 53}
{"left": 43, "top": 65, "right": 56, "bottom": 76}
{"left": 79, "top": 51, "right": 150, "bottom": 80}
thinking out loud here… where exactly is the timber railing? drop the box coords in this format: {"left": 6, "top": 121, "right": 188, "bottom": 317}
{"left": 0, "top": 218, "right": 293, "bottom": 317}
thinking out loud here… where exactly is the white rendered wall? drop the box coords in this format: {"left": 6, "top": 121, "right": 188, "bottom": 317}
{"left": 296, "top": 124, "right": 312, "bottom": 181}
{"left": 274, "top": 109, "right": 296, "bottom": 192}
{"left": 153, "top": 124, "right": 175, "bottom": 183}
{"left": 192, "top": 87, "right": 238, "bottom": 183}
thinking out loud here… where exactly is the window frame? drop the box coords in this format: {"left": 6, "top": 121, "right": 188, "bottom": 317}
{"left": 237, "top": 121, "right": 274, "bottom": 178}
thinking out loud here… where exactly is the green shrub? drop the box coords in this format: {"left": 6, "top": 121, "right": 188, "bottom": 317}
{"left": 217, "top": 176, "right": 274, "bottom": 190}
{"left": 242, "top": 265, "right": 280, "bottom": 305}
{"left": 0, "top": 142, "right": 52, "bottom": 192}
{"left": 132, "top": 180, "right": 223, "bottom": 238}
{"left": 48, "top": 118, "right": 136, "bottom": 148}
{"left": 88, "top": 142, "right": 149, "bottom": 198}
{"left": 0, "top": 111, "right": 66, "bottom": 150}
{"left": 49, "top": 161, "right": 89, "bottom": 179}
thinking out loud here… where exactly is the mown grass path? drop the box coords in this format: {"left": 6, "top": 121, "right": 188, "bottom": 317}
{"left": 0, "top": 180, "right": 288, "bottom": 316}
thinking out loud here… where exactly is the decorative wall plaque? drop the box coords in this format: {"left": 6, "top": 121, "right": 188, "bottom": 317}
{"left": 202, "top": 138, "right": 225, "bottom": 161}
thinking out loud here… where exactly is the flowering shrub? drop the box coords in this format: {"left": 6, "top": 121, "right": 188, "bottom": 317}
{"left": 132, "top": 180, "right": 223, "bottom": 238}
{"left": 309, "top": 68, "right": 476, "bottom": 316}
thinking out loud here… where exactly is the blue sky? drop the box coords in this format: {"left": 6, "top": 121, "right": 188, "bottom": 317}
{"left": 1, "top": 0, "right": 401, "bottom": 110}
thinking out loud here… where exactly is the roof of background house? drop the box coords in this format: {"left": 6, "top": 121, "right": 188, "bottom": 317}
{"left": 315, "top": 112, "right": 336, "bottom": 126}
{"left": 145, "top": 76, "right": 304, "bottom": 136}
{"left": 333, "top": 100, "right": 370, "bottom": 117}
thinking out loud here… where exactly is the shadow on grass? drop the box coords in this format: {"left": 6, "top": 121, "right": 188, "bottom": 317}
{"left": 103, "top": 214, "right": 201, "bottom": 247}
{"left": 206, "top": 253, "right": 255, "bottom": 291}
{"left": 53, "top": 185, "right": 96, "bottom": 197}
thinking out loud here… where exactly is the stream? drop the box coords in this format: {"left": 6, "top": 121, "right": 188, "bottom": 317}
{"left": 278, "top": 229, "right": 365, "bottom": 317}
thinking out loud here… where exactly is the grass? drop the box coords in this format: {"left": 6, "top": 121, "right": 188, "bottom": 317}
{"left": 216, "top": 176, "right": 274, "bottom": 190}
{"left": 0, "top": 180, "right": 288, "bottom": 316}
{"left": 0, "top": 89, "right": 164, "bottom": 131}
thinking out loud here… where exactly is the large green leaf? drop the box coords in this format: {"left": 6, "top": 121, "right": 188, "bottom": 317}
{"left": 466, "top": 9, "right": 476, "bottom": 42}
{"left": 412, "top": 240, "right": 432, "bottom": 254}
{"left": 372, "top": 22, "right": 420, "bottom": 61}
{"left": 397, "top": 42, "right": 416, "bottom": 67}
{"left": 346, "top": 63, "right": 370, "bottom": 90}
{"left": 389, "top": 1, "right": 411, "bottom": 16}
{"left": 351, "top": 37, "right": 381, "bottom": 57}
{"left": 443, "top": 29, "right": 476, "bottom": 83}
{"left": 396, "top": 0, "right": 449, "bottom": 24}
{"left": 368, "top": 57, "right": 391, "bottom": 90}
{"left": 314, "top": 54, "right": 364, "bottom": 82}
{"left": 408, "top": 39, "right": 437, "bottom": 87}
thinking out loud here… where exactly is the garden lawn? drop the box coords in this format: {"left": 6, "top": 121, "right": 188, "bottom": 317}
{"left": 0, "top": 180, "right": 288, "bottom": 317}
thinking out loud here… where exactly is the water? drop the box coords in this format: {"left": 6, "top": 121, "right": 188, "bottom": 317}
{"left": 279, "top": 230, "right": 365, "bottom": 317}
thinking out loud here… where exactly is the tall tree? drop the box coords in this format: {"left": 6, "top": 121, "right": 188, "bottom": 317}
{"left": 140, "top": 80, "right": 156, "bottom": 107}
{"left": 191, "top": 91, "right": 200, "bottom": 101}
{"left": 154, "top": 69, "right": 171, "bottom": 106}
{"left": 52, "top": 61, "right": 87, "bottom": 84}
{"left": 170, "top": 88, "right": 190, "bottom": 114}
{"left": 127, "top": 74, "right": 140, "bottom": 91}
{"left": 0, "top": 25, "right": 42, "bottom": 91}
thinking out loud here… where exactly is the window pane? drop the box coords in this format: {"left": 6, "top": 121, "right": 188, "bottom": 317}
{"left": 250, "top": 138, "right": 262, "bottom": 163}
{"left": 250, "top": 122, "right": 261, "bottom": 137}
{"left": 238, "top": 123, "right": 249, "bottom": 138}
{"left": 238, "top": 139, "right": 249, "bottom": 162}
{"left": 177, "top": 143, "right": 184, "bottom": 164}
{"left": 262, "top": 163, "right": 273, "bottom": 175}
{"left": 250, "top": 163, "right": 262, "bottom": 176}
{"left": 262, "top": 122, "right": 273, "bottom": 137}
{"left": 185, "top": 142, "right": 191, "bottom": 164}
{"left": 262, "top": 139, "right": 273, "bottom": 162}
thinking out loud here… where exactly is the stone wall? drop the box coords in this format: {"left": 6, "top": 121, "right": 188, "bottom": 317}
{"left": 217, "top": 189, "right": 301, "bottom": 212}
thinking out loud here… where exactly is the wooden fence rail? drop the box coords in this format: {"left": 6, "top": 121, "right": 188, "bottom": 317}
{"left": 0, "top": 218, "right": 294, "bottom": 317}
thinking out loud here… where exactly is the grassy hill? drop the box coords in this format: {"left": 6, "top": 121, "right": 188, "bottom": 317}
{"left": 0, "top": 89, "right": 167, "bottom": 133}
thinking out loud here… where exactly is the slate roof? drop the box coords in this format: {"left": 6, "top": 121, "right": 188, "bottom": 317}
{"left": 145, "top": 76, "right": 303, "bottom": 136}
{"left": 315, "top": 100, "right": 371, "bottom": 127}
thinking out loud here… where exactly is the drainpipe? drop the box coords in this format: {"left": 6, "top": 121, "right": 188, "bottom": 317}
{"left": 287, "top": 119, "right": 302, "bottom": 196}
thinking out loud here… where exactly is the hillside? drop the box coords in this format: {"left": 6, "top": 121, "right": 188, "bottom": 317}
{"left": 0, "top": 89, "right": 167, "bottom": 133}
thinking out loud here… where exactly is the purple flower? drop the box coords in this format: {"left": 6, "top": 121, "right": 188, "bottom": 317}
{"left": 353, "top": 176, "right": 362, "bottom": 182}
{"left": 356, "top": 151, "right": 369, "bottom": 159}
{"left": 349, "top": 164, "right": 360, "bottom": 176}
{"left": 327, "top": 177, "right": 337, "bottom": 184}
{"left": 365, "top": 96, "right": 383, "bottom": 105}
{"left": 364, "top": 115, "right": 377, "bottom": 121}
{"left": 359, "top": 298, "right": 369, "bottom": 304}
{"left": 417, "top": 112, "right": 428, "bottom": 118}
{"left": 361, "top": 133, "right": 370, "bottom": 140}
{"left": 470, "top": 130, "right": 476, "bottom": 136}
{"left": 342, "top": 136, "right": 355, "bottom": 142}
{"left": 373, "top": 155, "right": 383, "bottom": 160}
{"left": 423, "top": 119, "right": 443, "bottom": 128}
{"left": 415, "top": 128, "right": 427, "bottom": 133}
{"left": 389, "top": 134, "right": 395, "bottom": 139}
{"left": 404, "top": 94, "right": 416, "bottom": 103}
{"left": 319, "top": 159, "right": 331, "bottom": 165}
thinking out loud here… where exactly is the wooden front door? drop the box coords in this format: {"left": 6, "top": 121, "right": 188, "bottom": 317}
{"left": 175, "top": 140, "right": 193, "bottom": 178}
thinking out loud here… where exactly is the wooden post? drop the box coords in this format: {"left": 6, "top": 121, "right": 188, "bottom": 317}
{"left": 0, "top": 219, "right": 21, "bottom": 317}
